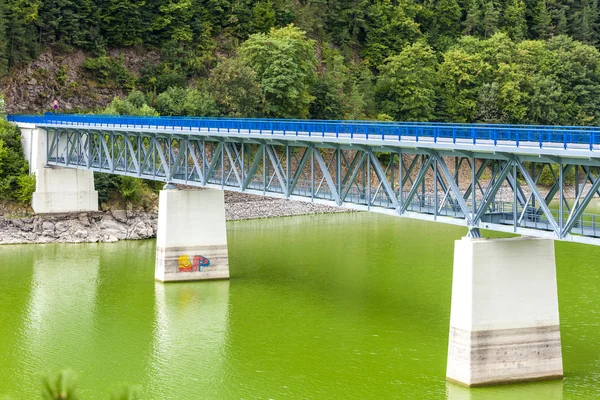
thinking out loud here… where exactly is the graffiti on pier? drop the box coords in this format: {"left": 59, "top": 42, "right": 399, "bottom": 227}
{"left": 177, "top": 254, "right": 211, "bottom": 272}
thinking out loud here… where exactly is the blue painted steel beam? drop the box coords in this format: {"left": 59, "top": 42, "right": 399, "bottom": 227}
{"left": 8, "top": 113, "right": 600, "bottom": 151}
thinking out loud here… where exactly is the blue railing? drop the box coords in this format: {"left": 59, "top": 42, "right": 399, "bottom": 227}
{"left": 8, "top": 113, "right": 600, "bottom": 151}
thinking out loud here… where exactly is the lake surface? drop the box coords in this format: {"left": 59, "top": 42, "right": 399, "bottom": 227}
{"left": 1, "top": 213, "right": 600, "bottom": 399}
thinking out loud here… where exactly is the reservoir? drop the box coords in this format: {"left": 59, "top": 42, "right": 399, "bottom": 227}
{"left": 1, "top": 212, "right": 599, "bottom": 399}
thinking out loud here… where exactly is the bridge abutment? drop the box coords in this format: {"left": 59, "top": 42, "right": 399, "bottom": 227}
{"left": 32, "top": 167, "right": 98, "bottom": 213}
{"left": 155, "top": 188, "right": 229, "bottom": 282}
{"left": 16, "top": 123, "right": 99, "bottom": 214}
{"left": 447, "top": 236, "right": 563, "bottom": 387}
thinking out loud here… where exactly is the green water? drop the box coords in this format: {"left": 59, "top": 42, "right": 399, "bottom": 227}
{"left": 1, "top": 213, "right": 600, "bottom": 399}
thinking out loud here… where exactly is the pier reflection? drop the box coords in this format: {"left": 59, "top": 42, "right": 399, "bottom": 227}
{"left": 22, "top": 245, "right": 100, "bottom": 374}
{"left": 148, "top": 280, "right": 230, "bottom": 397}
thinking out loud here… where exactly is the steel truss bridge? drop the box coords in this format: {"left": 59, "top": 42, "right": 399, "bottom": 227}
{"left": 10, "top": 113, "right": 600, "bottom": 245}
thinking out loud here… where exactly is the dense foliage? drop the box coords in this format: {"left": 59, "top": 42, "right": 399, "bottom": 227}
{"left": 0, "top": 119, "right": 34, "bottom": 205}
{"left": 3, "top": 0, "right": 600, "bottom": 125}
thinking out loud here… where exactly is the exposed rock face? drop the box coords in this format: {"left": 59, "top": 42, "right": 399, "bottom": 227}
{"left": 3, "top": 48, "right": 160, "bottom": 114}
{"left": 0, "top": 192, "right": 352, "bottom": 245}
{"left": 0, "top": 210, "right": 158, "bottom": 244}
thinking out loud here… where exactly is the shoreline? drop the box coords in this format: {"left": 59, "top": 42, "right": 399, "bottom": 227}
{"left": 2, "top": 182, "right": 590, "bottom": 245}
{"left": 0, "top": 191, "right": 352, "bottom": 245}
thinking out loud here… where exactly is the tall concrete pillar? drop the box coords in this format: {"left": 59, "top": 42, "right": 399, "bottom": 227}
{"left": 155, "top": 188, "right": 229, "bottom": 282}
{"left": 447, "top": 236, "right": 563, "bottom": 387}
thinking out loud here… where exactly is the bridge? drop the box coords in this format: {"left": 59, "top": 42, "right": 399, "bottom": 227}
{"left": 9, "top": 113, "right": 596, "bottom": 388}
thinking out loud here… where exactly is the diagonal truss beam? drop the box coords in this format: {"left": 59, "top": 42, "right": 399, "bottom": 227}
{"left": 562, "top": 167, "right": 600, "bottom": 236}
{"left": 401, "top": 155, "right": 434, "bottom": 215}
{"left": 242, "top": 144, "right": 264, "bottom": 191}
{"left": 313, "top": 146, "right": 341, "bottom": 205}
{"left": 516, "top": 160, "right": 560, "bottom": 235}
{"left": 266, "top": 145, "right": 288, "bottom": 195}
{"left": 368, "top": 150, "right": 399, "bottom": 210}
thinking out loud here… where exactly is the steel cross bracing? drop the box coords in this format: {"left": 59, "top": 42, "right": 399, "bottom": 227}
{"left": 41, "top": 126, "right": 600, "bottom": 245}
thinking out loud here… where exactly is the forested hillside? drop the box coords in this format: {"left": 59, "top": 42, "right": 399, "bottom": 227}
{"left": 2, "top": 0, "right": 600, "bottom": 125}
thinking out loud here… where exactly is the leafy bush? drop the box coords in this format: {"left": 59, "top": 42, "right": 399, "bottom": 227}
{"left": 208, "top": 57, "right": 265, "bottom": 117}
{"left": 118, "top": 176, "right": 144, "bottom": 203}
{"left": 15, "top": 174, "right": 36, "bottom": 205}
{"left": 0, "top": 120, "right": 29, "bottom": 202}
{"left": 94, "top": 173, "right": 121, "bottom": 204}
{"left": 155, "top": 86, "right": 218, "bottom": 116}
{"left": 94, "top": 173, "right": 156, "bottom": 209}
{"left": 83, "top": 55, "right": 135, "bottom": 89}
{"left": 103, "top": 91, "right": 159, "bottom": 116}
{"left": 56, "top": 65, "right": 67, "bottom": 86}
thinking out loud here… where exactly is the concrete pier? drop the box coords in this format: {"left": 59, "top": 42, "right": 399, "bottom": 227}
{"left": 447, "top": 236, "right": 563, "bottom": 387}
{"left": 155, "top": 188, "right": 229, "bottom": 282}
{"left": 32, "top": 167, "right": 98, "bottom": 213}
{"left": 16, "top": 124, "right": 99, "bottom": 214}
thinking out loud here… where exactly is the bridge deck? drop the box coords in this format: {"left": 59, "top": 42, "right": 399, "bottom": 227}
{"left": 9, "top": 113, "right": 600, "bottom": 155}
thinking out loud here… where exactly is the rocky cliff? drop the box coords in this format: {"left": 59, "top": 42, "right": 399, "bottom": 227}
{"left": 3, "top": 48, "right": 158, "bottom": 114}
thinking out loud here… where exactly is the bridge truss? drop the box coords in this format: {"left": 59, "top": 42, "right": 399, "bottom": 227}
{"left": 40, "top": 125, "right": 600, "bottom": 245}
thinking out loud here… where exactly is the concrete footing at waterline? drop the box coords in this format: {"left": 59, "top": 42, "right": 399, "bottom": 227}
{"left": 155, "top": 188, "right": 230, "bottom": 282}
{"left": 447, "top": 236, "right": 563, "bottom": 387}
{"left": 32, "top": 167, "right": 99, "bottom": 214}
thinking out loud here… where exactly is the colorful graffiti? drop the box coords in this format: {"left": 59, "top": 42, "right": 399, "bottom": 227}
{"left": 177, "top": 255, "right": 193, "bottom": 272}
{"left": 178, "top": 254, "right": 211, "bottom": 272}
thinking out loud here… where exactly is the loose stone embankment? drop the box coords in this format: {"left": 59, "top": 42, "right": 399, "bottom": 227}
{"left": 0, "top": 191, "right": 350, "bottom": 245}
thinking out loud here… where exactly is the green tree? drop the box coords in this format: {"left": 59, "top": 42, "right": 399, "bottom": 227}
{"left": 532, "top": 0, "right": 552, "bottom": 39}
{"left": 5, "top": 0, "right": 41, "bottom": 67}
{"left": 482, "top": 1, "right": 499, "bottom": 38}
{"left": 361, "top": 0, "right": 422, "bottom": 67}
{"left": 152, "top": 0, "right": 195, "bottom": 43}
{"left": 0, "top": 119, "right": 29, "bottom": 201}
{"left": 0, "top": 0, "right": 8, "bottom": 74}
{"left": 309, "top": 45, "right": 348, "bottom": 120}
{"left": 376, "top": 41, "right": 438, "bottom": 121}
{"left": 463, "top": 0, "right": 482, "bottom": 36}
{"left": 437, "top": 48, "right": 489, "bottom": 121}
{"left": 208, "top": 57, "right": 265, "bottom": 117}
{"left": 155, "top": 86, "right": 218, "bottom": 116}
{"left": 545, "top": 35, "right": 600, "bottom": 124}
{"left": 429, "top": 0, "right": 463, "bottom": 49}
{"left": 98, "top": 0, "right": 145, "bottom": 46}
{"left": 569, "top": 0, "right": 599, "bottom": 45}
{"left": 503, "top": 0, "right": 527, "bottom": 41}
{"left": 239, "top": 24, "right": 317, "bottom": 118}
{"left": 251, "top": 0, "right": 277, "bottom": 33}
{"left": 103, "top": 90, "right": 159, "bottom": 116}
{"left": 344, "top": 63, "right": 377, "bottom": 120}
{"left": 37, "top": 0, "right": 93, "bottom": 50}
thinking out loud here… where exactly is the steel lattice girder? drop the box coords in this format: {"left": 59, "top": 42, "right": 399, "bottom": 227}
{"left": 44, "top": 127, "right": 600, "bottom": 245}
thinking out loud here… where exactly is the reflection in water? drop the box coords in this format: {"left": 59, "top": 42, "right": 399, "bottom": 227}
{"left": 2, "top": 214, "right": 600, "bottom": 398}
{"left": 22, "top": 245, "right": 100, "bottom": 377}
{"left": 148, "top": 281, "right": 230, "bottom": 397}
{"left": 446, "top": 380, "right": 563, "bottom": 400}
